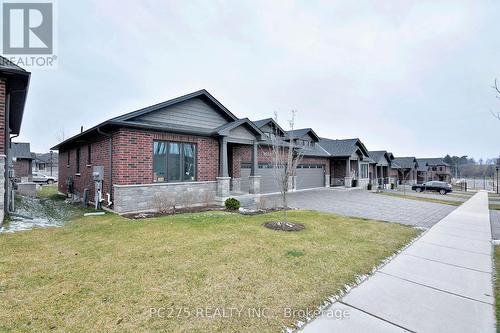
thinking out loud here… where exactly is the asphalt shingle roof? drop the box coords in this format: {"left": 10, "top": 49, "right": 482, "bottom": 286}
{"left": 368, "top": 151, "right": 390, "bottom": 164}
{"left": 318, "top": 138, "right": 359, "bottom": 157}
{"left": 11, "top": 142, "right": 32, "bottom": 159}
{"left": 392, "top": 157, "right": 417, "bottom": 169}
{"left": 0, "top": 55, "right": 27, "bottom": 73}
{"left": 417, "top": 158, "right": 449, "bottom": 167}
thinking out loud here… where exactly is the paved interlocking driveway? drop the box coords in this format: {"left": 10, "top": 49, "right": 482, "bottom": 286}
{"left": 262, "top": 188, "right": 457, "bottom": 228}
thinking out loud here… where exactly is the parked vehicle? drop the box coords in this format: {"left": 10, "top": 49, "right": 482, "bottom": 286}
{"left": 412, "top": 181, "right": 452, "bottom": 195}
{"left": 32, "top": 172, "right": 57, "bottom": 184}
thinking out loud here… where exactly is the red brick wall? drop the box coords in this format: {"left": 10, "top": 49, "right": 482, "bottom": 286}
{"left": 112, "top": 128, "right": 219, "bottom": 185}
{"left": 13, "top": 159, "right": 31, "bottom": 178}
{"left": 58, "top": 134, "right": 110, "bottom": 202}
{"left": 0, "top": 79, "right": 6, "bottom": 155}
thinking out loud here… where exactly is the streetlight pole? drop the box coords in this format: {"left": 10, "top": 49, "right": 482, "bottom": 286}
{"left": 497, "top": 166, "right": 499, "bottom": 194}
{"left": 50, "top": 150, "right": 53, "bottom": 176}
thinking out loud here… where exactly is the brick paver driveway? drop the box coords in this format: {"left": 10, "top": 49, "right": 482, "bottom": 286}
{"left": 263, "top": 188, "right": 458, "bottom": 228}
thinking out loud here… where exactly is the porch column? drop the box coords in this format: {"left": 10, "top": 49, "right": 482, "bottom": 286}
{"left": 250, "top": 141, "right": 258, "bottom": 176}
{"left": 219, "top": 137, "right": 229, "bottom": 177}
{"left": 249, "top": 141, "right": 261, "bottom": 194}
{"left": 216, "top": 137, "right": 230, "bottom": 200}
{"left": 345, "top": 159, "right": 352, "bottom": 188}
{"left": 374, "top": 165, "right": 378, "bottom": 184}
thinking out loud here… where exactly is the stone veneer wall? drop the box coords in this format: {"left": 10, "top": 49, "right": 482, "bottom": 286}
{"left": 113, "top": 181, "right": 217, "bottom": 213}
{"left": 0, "top": 155, "right": 5, "bottom": 222}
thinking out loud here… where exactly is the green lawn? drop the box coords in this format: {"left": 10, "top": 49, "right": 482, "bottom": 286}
{"left": 495, "top": 247, "right": 500, "bottom": 332}
{"left": 0, "top": 209, "right": 419, "bottom": 332}
{"left": 378, "top": 192, "right": 463, "bottom": 206}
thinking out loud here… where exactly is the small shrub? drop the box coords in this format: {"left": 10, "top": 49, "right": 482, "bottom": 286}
{"left": 390, "top": 183, "right": 395, "bottom": 190}
{"left": 367, "top": 183, "right": 372, "bottom": 190}
{"left": 225, "top": 197, "right": 240, "bottom": 210}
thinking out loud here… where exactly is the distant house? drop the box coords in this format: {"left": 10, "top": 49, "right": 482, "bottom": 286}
{"left": 416, "top": 158, "right": 451, "bottom": 183}
{"left": 33, "top": 152, "right": 58, "bottom": 176}
{"left": 368, "top": 151, "right": 394, "bottom": 187}
{"left": 0, "top": 57, "right": 30, "bottom": 221}
{"left": 318, "top": 138, "right": 371, "bottom": 188}
{"left": 11, "top": 142, "right": 33, "bottom": 181}
{"left": 391, "top": 157, "right": 419, "bottom": 185}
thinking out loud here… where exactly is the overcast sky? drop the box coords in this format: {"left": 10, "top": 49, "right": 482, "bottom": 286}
{"left": 17, "top": 0, "right": 500, "bottom": 160}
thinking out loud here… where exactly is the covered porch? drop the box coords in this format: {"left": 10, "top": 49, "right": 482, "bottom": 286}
{"left": 330, "top": 155, "right": 370, "bottom": 188}
{"left": 215, "top": 119, "right": 264, "bottom": 201}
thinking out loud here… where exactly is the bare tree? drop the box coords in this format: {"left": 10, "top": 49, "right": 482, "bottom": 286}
{"left": 397, "top": 169, "right": 412, "bottom": 196}
{"left": 492, "top": 79, "right": 500, "bottom": 120}
{"left": 266, "top": 111, "right": 304, "bottom": 227}
{"left": 55, "top": 128, "right": 66, "bottom": 143}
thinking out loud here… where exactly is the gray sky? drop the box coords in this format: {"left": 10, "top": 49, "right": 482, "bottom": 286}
{"left": 18, "top": 0, "right": 500, "bottom": 160}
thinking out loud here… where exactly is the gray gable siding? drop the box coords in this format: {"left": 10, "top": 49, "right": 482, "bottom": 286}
{"left": 228, "top": 125, "right": 256, "bottom": 140}
{"left": 130, "top": 97, "right": 229, "bottom": 129}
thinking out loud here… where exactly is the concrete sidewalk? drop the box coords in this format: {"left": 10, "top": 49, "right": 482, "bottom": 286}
{"left": 301, "top": 191, "right": 495, "bottom": 333}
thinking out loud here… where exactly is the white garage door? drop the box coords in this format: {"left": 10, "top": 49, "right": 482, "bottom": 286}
{"left": 240, "top": 164, "right": 324, "bottom": 193}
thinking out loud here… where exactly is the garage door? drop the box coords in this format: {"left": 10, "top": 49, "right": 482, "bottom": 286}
{"left": 240, "top": 164, "right": 282, "bottom": 194}
{"left": 240, "top": 164, "right": 324, "bottom": 193}
{"left": 296, "top": 165, "right": 325, "bottom": 190}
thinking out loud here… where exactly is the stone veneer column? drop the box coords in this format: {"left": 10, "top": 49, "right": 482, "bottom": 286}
{"left": 0, "top": 155, "right": 5, "bottom": 223}
{"left": 231, "top": 178, "right": 241, "bottom": 193}
{"left": 325, "top": 174, "right": 330, "bottom": 187}
{"left": 216, "top": 176, "right": 231, "bottom": 198}
{"left": 249, "top": 175, "right": 261, "bottom": 194}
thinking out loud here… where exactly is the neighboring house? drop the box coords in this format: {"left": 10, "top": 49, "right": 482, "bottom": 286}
{"left": 10, "top": 142, "right": 33, "bottom": 181}
{"left": 318, "top": 138, "right": 371, "bottom": 188}
{"left": 416, "top": 158, "right": 451, "bottom": 183}
{"left": 52, "top": 90, "right": 331, "bottom": 214}
{"left": 0, "top": 56, "right": 31, "bottom": 222}
{"left": 33, "top": 152, "right": 58, "bottom": 176}
{"left": 368, "top": 151, "right": 394, "bottom": 187}
{"left": 391, "top": 157, "right": 419, "bottom": 185}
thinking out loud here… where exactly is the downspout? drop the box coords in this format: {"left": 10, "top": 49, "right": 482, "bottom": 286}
{"left": 97, "top": 127, "right": 113, "bottom": 206}
{"left": 4, "top": 92, "right": 11, "bottom": 215}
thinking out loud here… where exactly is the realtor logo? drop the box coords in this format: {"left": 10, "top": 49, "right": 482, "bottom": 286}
{"left": 2, "top": 2, "right": 53, "bottom": 54}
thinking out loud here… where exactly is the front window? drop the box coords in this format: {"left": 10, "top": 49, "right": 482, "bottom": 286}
{"left": 153, "top": 141, "right": 196, "bottom": 182}
{"left": 360, "top": 164, "right": 368, "bottom": 178}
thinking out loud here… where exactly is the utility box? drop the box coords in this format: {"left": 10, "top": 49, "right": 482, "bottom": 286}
{"left": 93, "top": 166, "right": 104, "bottom": 181}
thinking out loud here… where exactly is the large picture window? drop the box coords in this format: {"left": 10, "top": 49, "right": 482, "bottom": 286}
{"left": 360, "top": 163, "right": 368, "bottom": 179}
{"left": 153, "top": 141, "right": 196, "bottom": 182}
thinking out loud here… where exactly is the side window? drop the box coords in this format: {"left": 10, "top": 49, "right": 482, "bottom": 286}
{"left": 76, "top": 148, "right": 81, "bottom": 174}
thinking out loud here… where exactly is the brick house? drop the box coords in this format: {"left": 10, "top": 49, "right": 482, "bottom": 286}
{"left": 0, "top": 57, "right": 31, "bottom": 222}
{"left": 416, "top": 158, "right": 452, "bottom": 183}
{"left": 318, "top": 138, "right": 371, "bottom": 188}
{"left": 390, "top": 157, "right": 419, "bottom": 185}
{"left": 52, "top": 90, "right": 331, "bottom": 213}
{"left": 368, "top": 151, "right": 394, "bottom": 187}
{"left": 11, "top": 142, "right": 33, "bottom": 181}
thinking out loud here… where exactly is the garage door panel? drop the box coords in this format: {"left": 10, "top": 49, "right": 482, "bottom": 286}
{"left": 241, "top": 164, "right": 324, "bottom": 193}
{"left": 240, "top": 165, "right": 282, "bottom": 194}
{"left": 296, "top": 166, "right": 324, "bottom": 190}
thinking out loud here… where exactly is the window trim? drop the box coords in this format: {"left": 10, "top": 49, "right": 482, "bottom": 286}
{"left": 153, "top": 140, "right": 197, "bottom": 183}
{"left": 76, "top": 147, "right": 81, "bottom": 175}
{"left": 87, "top": 145, "right": 92, "bottom": 166}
